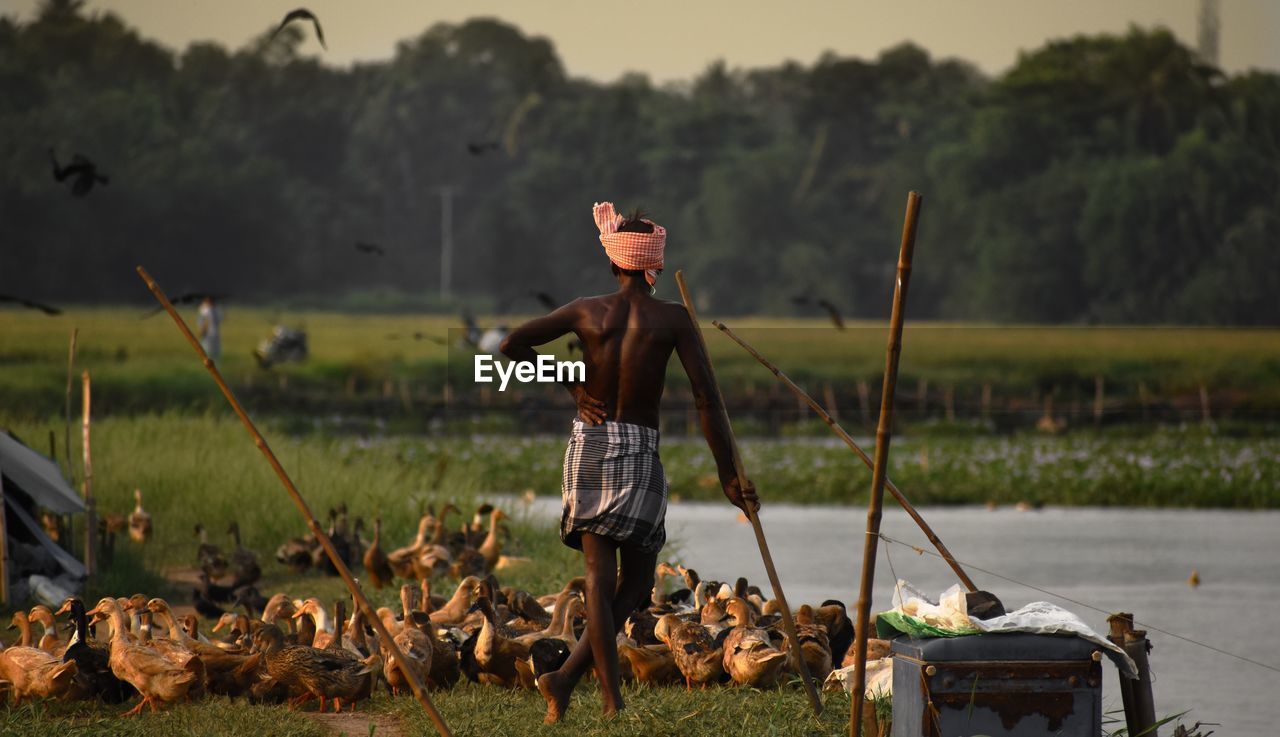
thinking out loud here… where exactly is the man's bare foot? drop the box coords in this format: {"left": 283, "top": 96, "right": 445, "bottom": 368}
{"left": 538, "top": 673, "right": 572, "bottom": 724}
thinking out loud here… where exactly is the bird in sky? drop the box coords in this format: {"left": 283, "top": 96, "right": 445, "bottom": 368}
{"left": 49, "top": 149, "right": 108, "bottom": 197}
{"left": 0, "top": 293, "right": 61, "bottom": 315}
{"left": 466, "top": 141, "right": 501, "bottom": 156}
{"left": 354, "top": 241, "right": 385, "bottom": 256}
{"left": 139, "top": 292, "right": 226, "bottom": 318}
{"left": 791, "top": 295, "right": 845, "bottom": 330}
{"left": 271, "top": 8, "right": 327, "bottom": 50}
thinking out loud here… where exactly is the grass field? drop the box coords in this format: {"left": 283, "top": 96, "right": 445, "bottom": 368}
{"left": 3, "top": 308, "right": 1279, "bottom": 419}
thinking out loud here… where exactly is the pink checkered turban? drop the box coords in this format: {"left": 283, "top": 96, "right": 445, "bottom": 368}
{"left": 593, "top": 201, "right": 666, "bottom": 285}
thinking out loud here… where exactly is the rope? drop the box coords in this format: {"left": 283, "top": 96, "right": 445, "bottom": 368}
{"left": 870, "top": 530, "right": 1280, "bottom": 676}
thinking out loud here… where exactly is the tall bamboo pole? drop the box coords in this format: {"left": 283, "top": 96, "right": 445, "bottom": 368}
{"left": 850, "top": 191, "right": 922, "bottom": 736}
{"left": 712, "top": 320, "right": 976, "bottom": 592}
{"left": 675, "top": 271, "right": 823, "bottom": 716}
{"left": 136, "top": 267, "right": 454, "bottom": 737}
{"left": 81, "top": 370, "right": 96, "bottom": 578}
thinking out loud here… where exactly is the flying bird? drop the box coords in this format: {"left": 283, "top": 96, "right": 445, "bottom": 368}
{"left": 0, "top": 293, "right": 61, "bottom": 315}
{"left": 271, "top": 8, "right": 326, "bottom": 49}
{"left": 139, "top": 292, "right": 226, "bottom": 318}
{"left": 791, "top": 295, "right": 845, "bottom": 330}
{"left": 354, "top": 241, "right": 385, "bottom": 256}
{"left": 531, "top": 291, "right": 558, "bottom": 311}
{"left": 466, "top": 141, "right": 501, "bottom": 156}
{"left": 49, "top": 149, "right": 108, "bottom": 197}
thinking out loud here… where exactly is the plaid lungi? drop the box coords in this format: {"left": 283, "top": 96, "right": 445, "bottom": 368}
{"left": 560, "top": 419, "right": 667, "bottom": 554}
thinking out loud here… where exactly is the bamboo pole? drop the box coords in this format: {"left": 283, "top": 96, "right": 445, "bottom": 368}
{"left": 64, "top": 328, "right": 78, "bottom": 482}
{"left": 850, "top": 191, "right": 922, "bottom": 736}
{"left": 712, "top": 321, "right": 976, "bottom": 592}
{"left": 674, "top": 271, "right": 823, "bottom": 716}
{"left": 81, "top": 370, "right": 96, "bottom": 579}
{"left": 136, "top": 267, "right": 454, "bottom": 737}
{"left": 0, "top": 456, "right": 9, "bottom": 606}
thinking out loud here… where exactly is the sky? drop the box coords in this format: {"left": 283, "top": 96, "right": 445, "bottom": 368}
{"left": 6, "top": 0, "right": 1279, "bottom": 81}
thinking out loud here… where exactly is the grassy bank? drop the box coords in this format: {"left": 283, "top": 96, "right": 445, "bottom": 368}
{"left": 3, "top": 308, "right": 1278, "bottom": 421}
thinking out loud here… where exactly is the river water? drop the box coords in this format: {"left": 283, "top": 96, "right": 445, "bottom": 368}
{"left": 516, "top": 498, "right": 1280, "bottom": 735}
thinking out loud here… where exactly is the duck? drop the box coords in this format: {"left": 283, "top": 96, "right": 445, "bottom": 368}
{"left": 468, "top": 594, "right": 533, "bottom": 689}
{"left": 275, "top": 531, "right": 316, "bottom": 573}
{"left": 8, "top": 610, "right": 34, "bottom": 647}
{"left": 86, "top": 597, "right": 203, "bottom": 716}
{"left": 145, "top": 598, "right": 250, "bottom": 696}
{"left": 382, "top": 615, "right": 433, "bottom": 696}
{"left": 252, "top": 624, "right": 378, "bottom": 713}
{"left": 293, "top": 598, "right": 336, "bottom": 650}
{"left": 28, "top": 605, "right": 63, "bottom": 654}
{"left": 783, "top": 604, "right": 833, "bottom": 681}
{"left": 618, "top": 640, "right": 682, "bottom": 685}
{"left": 406, "top": 595, "right": 460, "bottom": 690}
{"left": 816, "top": 600, "right": 853, "bottom": 666}
{"left": 0, "top": 640, "right": 79, "bottom": 704}
{"left": 56, "top": 597, "right": 133, "bottom": 703}
{"left": 514, "top": 590, "right": 583, "bottom": 648}
{"left": 721, "top": 598, "right": 789, "bottom": 687}
{"left": 388, "top": 513, "right": 434, "bottom": 579}
{"left": 128, "top": 489, "right": 152, "bottom": 543}
{"left": 195, "top": 524, "right": 229, "bottom": 580}
{"left": 655, "top": 613, "right": 725, "bottom": 689}
{"left": 477, "top": 506, "right": 508, "bottom": 571}
{"left": 226, "top": 522, "right": 261, "bottom": 587}
{"left": 363, "top": 517, "right": 395, "bottom": 589}
{"left": 429, "top": 576, "right": 482, "bottom": 626}
{"left": 313, "top": 508, "right": 352, "bottom": 576}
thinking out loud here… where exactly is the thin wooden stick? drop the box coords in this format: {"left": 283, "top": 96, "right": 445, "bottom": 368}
{"left": 81, "top": 370, "right": 96, "bottom": 579}
{"left": 674, "top": 270, "right": 823, "bottom": 716}
{"left": 850, "top": 191, "right": 922, "bottom": 736}
{"left": 64, "top": 328, "right": 78, "bottom": 483}
{"left": 712, "top": 320, "right": 976, "bottom": 592}
{"left": 136, "top": 266, "right": 454, "bottom": 737}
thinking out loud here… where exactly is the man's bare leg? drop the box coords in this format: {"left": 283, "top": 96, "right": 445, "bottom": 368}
{"left": 540, "top": 533, "right": 656, "bottom": 722}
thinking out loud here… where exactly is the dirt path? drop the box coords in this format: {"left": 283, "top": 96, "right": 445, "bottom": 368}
{"left": 306, "top": 711, "right": 403, "bottom": 737}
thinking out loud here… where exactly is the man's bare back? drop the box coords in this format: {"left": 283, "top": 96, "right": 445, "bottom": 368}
{"left": 500, "top": 283, "right": 713, "bottom": 431}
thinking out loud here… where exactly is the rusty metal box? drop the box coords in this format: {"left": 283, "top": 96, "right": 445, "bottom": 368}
{"left": 890, "top": 633, "right": 1102, "bottom": 737}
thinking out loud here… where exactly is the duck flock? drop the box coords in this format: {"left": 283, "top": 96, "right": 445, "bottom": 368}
{"left": 0, "top": 502, "right": 869, "bottom": 714}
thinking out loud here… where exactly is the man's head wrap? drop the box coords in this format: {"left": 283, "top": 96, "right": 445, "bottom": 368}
{"left": 593, "top": 201, "right": 666, "bottom": 285}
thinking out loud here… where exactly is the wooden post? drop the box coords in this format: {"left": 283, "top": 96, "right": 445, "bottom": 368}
{"left": 1109, "top": 613, "right": 1158, "bottom": 737}
{"left": 1199, "top": 383, "right": 1211, "bottom": 424}
{"left": 981, "top": 382, "right": 992, "bottom": 424}
{"left": 137, "top": 266, "right": 454, "bottom": 737}
{"left": 943, "top": 385, "right": 955, "bottom": 423}
{"left": 81, "top": 370, "right": 96, "bottom": 578}
{"left": 851, "top": 191, "right": 922, "bottom": 736}
{"left": 675, "top": 271, "right": 823, "bottom": 716}
{"left": 915, "top": 377, "right": 928, "bottom": 419}
{"left": 824, "top": 382, "right": 840, "bottom": 422}
{"left": 64, "top": 328, "right": 78, "bottom": 483}
{"left": 1093, "top": 375, "right": 1105, "bottom": 427}
{"left": 857, "top": 380, "right": 872, "bottom": 427}
{"left": 1138, "top": 381, "right": 1150, "bottom": 423}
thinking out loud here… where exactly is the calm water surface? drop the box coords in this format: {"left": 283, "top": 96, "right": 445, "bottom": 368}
{"left": 517, "top": 499, "right": 1280, "bottom": 735}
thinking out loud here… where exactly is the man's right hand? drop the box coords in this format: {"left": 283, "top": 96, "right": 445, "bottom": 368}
{"left": 571, "top": 385, "right": 607, "bottom": 425}
{"left": 723, "top": 476, "right": 760, "bottom": 515}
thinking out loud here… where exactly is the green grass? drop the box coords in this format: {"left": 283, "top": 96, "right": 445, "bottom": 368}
{"left": 3, "top": 308, "right": 1278, "bottom": 418}
{"left": 0, "top": 698, "right": 324, "bottom": 737}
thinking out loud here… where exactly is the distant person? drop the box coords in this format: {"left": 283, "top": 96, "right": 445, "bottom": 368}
{"left": 197, "top": 296, "right": 222, "bottom": 360}
{"left": 500, "top": 202, "right": 758, "bottom": 723}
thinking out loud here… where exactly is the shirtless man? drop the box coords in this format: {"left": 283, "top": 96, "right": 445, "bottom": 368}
{"left": 500, "top": 202, "right": 757, "bottom": 723}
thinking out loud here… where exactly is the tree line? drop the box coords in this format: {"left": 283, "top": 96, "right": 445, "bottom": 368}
{"left": 2, "top": 0, "right": 1278, "bottom": 323}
